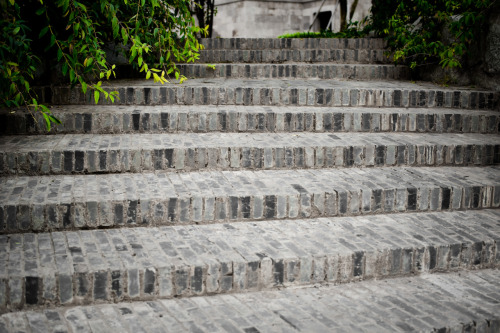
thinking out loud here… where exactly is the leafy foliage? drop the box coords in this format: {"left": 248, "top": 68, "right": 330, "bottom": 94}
{"left": 371, "top": 0, "right": 498, "bottom": 70}
{"left": 1, "top": 0, "right": 207, "bottom": 130}
{"left": 278, "top": 21, "right": 370, "bottom": 39}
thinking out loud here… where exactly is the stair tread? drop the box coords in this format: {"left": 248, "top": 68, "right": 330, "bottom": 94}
{"left": 2, "top": 209, "right": 498, "bottom": 278}
{"left": 94, "top": 78, "right": 493, "bottom": 92}
{"left": 2, "top": 132, "right": 499, "bottom": 152}
{"left": 4, "top": 105, "right": 498, "bottom": 115}
{"left": 4, "top": 269, "right": 498, "bottom": 332}
{"left": 0, "top": 210, "right": 498, "bottom": 312}
{"left": 1, "top": 166, "right": 499, "bottom": 233}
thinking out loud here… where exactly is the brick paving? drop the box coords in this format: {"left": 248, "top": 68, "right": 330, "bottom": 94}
{"left": 2, "top": 105, "right": 499, "bottom": 135}
{"left": 1, "top": 269, "right": 499, "bottom": 332}
{"left": 1, "top": 36, "right": 499, "bottom": 331}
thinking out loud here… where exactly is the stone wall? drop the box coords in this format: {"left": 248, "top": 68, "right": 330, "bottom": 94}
{"left": 212, "top": 0, "right": 371, "bottom": 38}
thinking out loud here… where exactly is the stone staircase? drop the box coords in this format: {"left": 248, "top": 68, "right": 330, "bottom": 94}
{"left": 0, "top": 37, "right": 499, "bottom": 332}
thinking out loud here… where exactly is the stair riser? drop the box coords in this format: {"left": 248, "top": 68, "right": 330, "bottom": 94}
{"left": 200, "top": 38, "right": 387, "bottom": 50}
{"left": 2, "top": 239, "right": 498, "bottom": 311}
{"left": 3, "top": 110, "right": 499, "bottom": 135}
{"left": 196, "top": 49, "right": 391, "bottom": 64}
{"left": 39, "top": 86, "right": 500, "bottom": 111}
{"left": 1, "top": 183, "right": 498, "bottom": 233}
{"left": 178, "top": 64, "right": 408, "bottom": 80}
{"left": 2, "top": 144, "right": 498, "bottom": 176}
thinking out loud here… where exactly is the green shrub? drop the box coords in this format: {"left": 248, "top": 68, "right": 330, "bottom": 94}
{"left": 278, "top": 21, "right": 370, "bottom": 39}
{"left": 0, "top": 0, "right": 206, "bottom": 130}
{"left": 371, "top": 0, "right": 498, "bottom": 70}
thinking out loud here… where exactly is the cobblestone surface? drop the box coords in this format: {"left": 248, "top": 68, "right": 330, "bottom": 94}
{"left": 1, "top": 269, "right": 499, "bottom": 332}
{"left": 35, "top": 78, "right": 500, "bottom": 110}
{"left": 2, "top": 105, "right": 499, "bottom": 135}
{"left": 0, "top": 132, "right": 498, "bottom": 175}
{"left": 0, "top": 210, "right": 498, "bottom": 311}
{"left": 0, "top": 166, "right": 498, "bottom": 232}
{"left": 177, "top": 63, "right": 408, "bottom": 80}
{"left": 200, "top": 37, "right": 387, "bottom": 50}
{"left": 196, "top": 48, "right": 392, "bottom": 64}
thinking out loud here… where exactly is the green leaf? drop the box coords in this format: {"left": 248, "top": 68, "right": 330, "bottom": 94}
{"left": 42, "top": 113, "right": 51, "bottom": 132}
{"left": 81, "top": 81, "right": 87, "bottom": 94}
{"left": 94, "top": 91, "right": 100, "bottom": 104}
{"left": 57, "top": 49, "right": 63, "bottom": 61}
{"left": 13, "top": 27, "right": 20, "bottom": 35}
{"left": 39, "top": 26, "right": 49, "bottom": 38}
{"left": 69, "top": 69, "right": 75, "bottom": 83}
{"left": 112, "top": 16, "right": 119, "bottom": 38}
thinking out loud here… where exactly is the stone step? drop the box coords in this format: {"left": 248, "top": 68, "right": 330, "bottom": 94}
{"left": 200, "top": 37, "right": 387, "bottom": 50}
{"left": 0, "top": 166, "right": 499, "bottom": 232}
{"left": 2, "top": 269, "right": 499, "bottom": 332}
{"left": 196, "top": 49, "right": 391, "bottom": 64}
{"left": 3, "top": 105, "right": 499, "bottom": 136}
{"left": 0, "top": 210, "right": 498, "bottom": 312}
{"left": 38, "top": 79, "right": 500, "bottom": 111}
{"left": 177, "top": 63, "right": 408, "bottom": 80}
{"left": 1, "top": 133, "right": 499, "bottom": 176}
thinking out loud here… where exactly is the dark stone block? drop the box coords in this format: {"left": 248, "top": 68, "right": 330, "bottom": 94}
{"left": 168, "top": 198, "right": 177, "bottom": 222}
{"left": 265, "top": 195, "right": 276, "bottom": 218}
{"left": 165, "top": 149, "right": 174, "bottom": 168}
{"left": 160, "top": 87, "right": 167, "bottom": 104}
{"left": 393, "top": 90, "right": 401, "bottom": 107}
{"left": 285, "top": 113, "right": 292, "bottom": 131}
{"left": 77, "top": 273, "right": 89, "bottom": 296}
{"left": 361, "top": 114, "right": 371, "bottom": 132}
{"left": 94, "top": 271, "right": 108, "bottom": 300}
{"left": 417, "top": 114, "right": 425, "bottom": 132}
{"left": 132, "top": 113, "right": 140, "bottom": 131}
{"left": 436, "top": 91, "right": 444, "bottom": 107}
{"left": 112, "top": 270, "right": 122, "bottom": 297}
{"left": 144, "top": 88, "right": 151, "bottom": 105}
{"left": 220, "top": 112, "right": 227, "bottom": 131}
{"left": 339, "top": 191, "right": 348, "bottom": 214}
{"left": 453, "top": 91, "right": 460, "bottom": 108}
{"left": 192, "top": 266, "right": 203, "bottom": 293}
{"left": 333, "top": 113, "right": 342, "bottom": 131}
{"left": 144, "top": 268, "right": 155, "bottom": 294}
{"left": 410, "top": 91, "right": 417, "bottom": 107}
{"left": 472, "top": 186, "right": 481, "bottom": 208}
{"left": 114, "top": 204, "right": 123, "bottom": 225}
{"left": 375, "top": 145, "right": 385, "bottom": 166}
{"left": 479, "top": 93, "right": 486, "bottom": 109}
{"left": 63, "top": 151, "right": 73, "bottom": 172}
{"left": 353, "top": 251, "right": 364, "bottom": 277}
{"left": 407, "top": 188, "right": 417, "bottom": 210}
{"left": 295, "top": 147, "right": 304, "bottom": 167}
{"left": 241, "top": 196, "right": 251, "bottom": 219}
{"left": 419, "top": 91, "right": 426, "bottom": 107}
{"left": 25, "top": 277, "right": 39, "bottom": 304}
{"left": 345, "top": 147, "right": 354, "bottom": 167}
{"left": 470, "top": 92, "right": 478, "bottom": 109}
{"left": 316, "top": 89, "right": 324, "bottom": 105}
{"left": 75, "top": 151, "right": 84, "bottom": 172}
{"left": 323, "top": 113, "right": 332, "bottom": 131}
{"left": 429, "top": 246, "right": 437, "bottom": 270}
{"left": 273, "top": 259, "right": 284, "bottom": 285}
{"left": 126, "top": 88, "right": 135, "bottom": 104}
{"left": 424, "top": 115, "right": 434, "bottom": 133}
{"left": 61, "top": 203, "right": 71, "bottom": 227}
{"left": 441, "top": 188, "right": 451, "bottom": 210}
{"left": 141, "top": 113, "right": 150, "bottom": 131}
{"left": 373, "top": 189, "right": 382, "bottom": 211}
{"left": 472, "top": 242, "right": 482, "bottom": 265}
{"left": 230, "top": 196, "right": 238, "bottom": 219}
{"left": 154, "top": 150, "right": 163, "bottom": 170}
{"left": 444, "top": 114, "right": 453, "bottom": 131}
{"left": 99, "top": 150, "right": 107, "bottom": 170}
{"left": 126, "top": 200, "right": 137, "bottom": 224}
